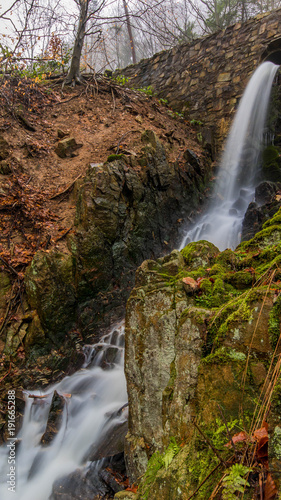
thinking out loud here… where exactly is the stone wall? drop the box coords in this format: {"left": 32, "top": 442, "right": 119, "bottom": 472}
{"left": 118, "top": 9, "right": 281, "bottom": 141}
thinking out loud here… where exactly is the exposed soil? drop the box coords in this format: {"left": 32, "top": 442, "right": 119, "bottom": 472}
{"left": 0, "top": 75, "right": 205, "bottom": 272}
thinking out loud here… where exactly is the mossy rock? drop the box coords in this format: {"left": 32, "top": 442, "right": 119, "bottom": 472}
{"left": 106, "top": 154, "right": 125, "bottom": 162}
{"left": 0, "top": 271, "right": 11, "bottom": 298}
{"left": 225, "top": 270, "right": 254, "bottom": 289}
{"left": 181, "top": 240, "right": 219, "bottom": 270}
{"left": 25, "top": 250, "right": 76, "bottom": 344}
{"left": 263, "top": 145, "right": 279, "bottom": 165}
{"left": 24, "top": 313, "right": 46, "bottom": 351}
{"left": 261, "top": 146, "right": 281, "bottom": 182}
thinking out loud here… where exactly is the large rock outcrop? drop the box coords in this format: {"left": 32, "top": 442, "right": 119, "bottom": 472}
{"left": 23, "top": 130, "right": 210, "bottom": 350}
{"left": 123, "top": 209, "right": 281, "bottom": 498}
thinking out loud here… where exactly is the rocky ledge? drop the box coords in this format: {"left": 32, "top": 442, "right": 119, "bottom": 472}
{"left": 122, "top": 208, "right": 281, "bottom": 499}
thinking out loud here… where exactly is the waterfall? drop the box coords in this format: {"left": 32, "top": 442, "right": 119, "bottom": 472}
{"left": 0, "top": 61, "right": 279, "bottom": 500}
{"left": 0, "top": 323, "right": 127, "bottom": 500}
{"left": 180, "top": 61, "right": 279, "bottom": 251}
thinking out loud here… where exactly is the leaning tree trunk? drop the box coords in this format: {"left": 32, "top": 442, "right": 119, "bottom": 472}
{"left": 65, "top": 0, "right": 89, "bottom": 85}
{"left": 122, "top": 0, "right": 136, "bottom": 64}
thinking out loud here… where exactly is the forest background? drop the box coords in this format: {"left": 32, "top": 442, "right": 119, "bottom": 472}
{"left": 1, "top": 0, "right": 281, "bottom": 86}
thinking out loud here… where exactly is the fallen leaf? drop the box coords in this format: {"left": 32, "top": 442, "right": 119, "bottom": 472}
{"left": 225, "top": 431, "right": 248, "bottom": 447}
{"left": 264, "top": 473, "right": 278, "bottom": 500}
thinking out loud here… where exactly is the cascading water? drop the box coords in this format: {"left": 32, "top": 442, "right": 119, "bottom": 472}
{"left": 180, "top": 61, "right": 279, "bottom": 251}
{"left": 0, "top": 323, "right": 127, "bottom": 500}
{"left": 0, "top": 61, "right": 279, "bottom": 500}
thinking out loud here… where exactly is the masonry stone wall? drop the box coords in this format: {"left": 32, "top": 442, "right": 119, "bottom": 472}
{"left": 118, "top": 9, "right": 281, "bottom": 142}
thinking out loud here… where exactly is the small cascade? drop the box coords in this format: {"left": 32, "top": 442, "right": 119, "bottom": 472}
{"left": 0, "top": 323, "right": 127, "bottom": 500}
{"left": 180, "top": 61, "right": 279, "bottom": 251}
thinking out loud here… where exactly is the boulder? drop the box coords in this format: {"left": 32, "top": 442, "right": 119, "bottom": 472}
{"left": 55, "top": 137, "right": 83, "bottom": 158}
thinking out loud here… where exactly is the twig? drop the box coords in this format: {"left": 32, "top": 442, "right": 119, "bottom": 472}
{"left": 50, "top": 174, "right": 82, "bottom": 200}
{"left": 53, "top": 93, "right": 82, "bottom": 106}
{"left": 0, "top": 362, "right": 11, "bottom": 384}
{"left": 55, "top": 227, "right": 73, "bottom": 242}
{"left": 187, "top": 462, "right": 222, "bottom": 500}
{"left": 0, "top": 255, "right": 18, "bottom": 276}
{"left": 116, "top": 130, "right": 139, "bottom": 154}
{"left": 193, "top": 418, "right": 226, "bottom": 465}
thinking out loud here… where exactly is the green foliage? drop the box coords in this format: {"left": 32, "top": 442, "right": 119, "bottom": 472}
{"left": 197, "top": 132, "right": 203, "bottom": 143}
{"left": 162, "top": 437, "right": 180, "bottom": 469}
{"left": 114, "top": 74, "right": 130, "bottom": 86}
{"left": 167, "top": 109, "right": 184, "bottom": 119}
{"left": 222, "top": 464, "right": 251, "bottom": 500}
{"left": 140, "top": 438, "right": 180, "bottom": 499}
{"left": 136, "top": 85, "right": 154, "bottom": 96}
{"left": 190, "top": 119, "right": 203, "bottom": 126}
{"left": 174, "top": 111, "right": 184, "bottom": 119}
{"left": 159, "top": 97, "right": 168, "bottom": 105}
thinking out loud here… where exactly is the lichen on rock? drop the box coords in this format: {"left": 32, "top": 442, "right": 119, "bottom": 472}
{"left": 123, "top": 210, "right": 281, "bottom": 498}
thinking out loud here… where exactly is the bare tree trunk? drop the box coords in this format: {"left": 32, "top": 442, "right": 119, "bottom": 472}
{"left": 122, "top": 0, "right": 137, "bottom": 64}
{"left": 65, "top": 0, "right": 89, "bottom": 84}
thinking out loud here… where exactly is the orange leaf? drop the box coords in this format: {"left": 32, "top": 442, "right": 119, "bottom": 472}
{"left": 253, "top": 425, "right": 268, "bottom": 442}
{"left": 264, "top": 473, "right": 278, "bottom": 500}
{"left": 126, "top": 486, "right": 138, "bottom": 493}
{"left": 225, "top": 431, "right": 248, "bottom": 447}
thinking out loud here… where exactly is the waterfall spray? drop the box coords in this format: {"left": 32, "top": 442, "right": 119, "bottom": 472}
{"left": 0, "top": 324, "right": 127, "bottom": 500}
{"left": 180, "top": 61, "right": 279, "bottom": 251}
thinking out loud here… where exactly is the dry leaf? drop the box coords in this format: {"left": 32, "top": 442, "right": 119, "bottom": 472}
{"left": 264, "top": 473, "right": 278, "bottom": 500}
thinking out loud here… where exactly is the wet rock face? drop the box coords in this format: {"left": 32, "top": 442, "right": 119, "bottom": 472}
{"left": 241, "top": 181, "right": 281, "bottom": 242}
{"left": 124, "top": 212, "right": 281, "bottom": 497}
{"left": 124, "top": 246, "right": 214, "bottom": 481}
{"left": 22, "top": 129, "right": 209, "bottom": 362}
{"left": 25, "top": 251, "right": 76, "bottom": 344}
{"left": 51, "top": 453, "right": 127, "bottom": 500}
{"left": 68, "top": 130, "right": 209, "bottom": 336}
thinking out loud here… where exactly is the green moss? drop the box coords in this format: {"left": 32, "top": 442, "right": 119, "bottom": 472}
{"left": 262, "top": 145, "right": 279, "bottom": 164}
{"left": 0, "top": 271, "right": 11, "bottom": 298}
{"left": 181, "top": 240, "right": 218, "bottom": 269}
{"left": 215, "top": 248, "right": 237, "bottom": 269}
{"left": 199, "top": 278, "right": 212, "bottom": 294}
{"left": 106, "top": 154, "right": 125, "bottom": 162}
{"left": 262, "top": 208, "right": 281, "bottom": 228}
{"left": 262, "top": 146, "right": 281, "bottom": 182}
{"left": 212, "top": 277, "right": 225, "bottom": 295}
{"left": 138, "top": 438, "right": 180, "bottom": 499}
{"left": 271, "top": 426, "right": 281, "bottom": 460}
{"left": 225, "top": 270, "right": 254, "bottom": 289}
{"left": 202, "top": 346, "right": 246, "bottom": 364}
{"left": 268, "top": 294, "right": 281, "bottom": 348}
{"left": 209, "top": 263, "right": 228, "bottom": 275}
{"left": 210, "top": 294, "right": 254, "bottom": 343}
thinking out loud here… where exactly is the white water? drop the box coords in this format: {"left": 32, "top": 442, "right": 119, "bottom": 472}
{"left": 0, "top": 323, "right": 127, "bottom": 500}
{"left": 180, "top": 61, "right": 279, "bottom": 251}
{"left": 0, "top": 61, "right": 279, "bottom": 500}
